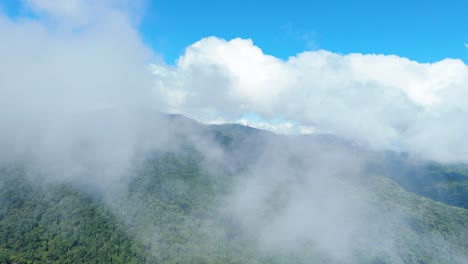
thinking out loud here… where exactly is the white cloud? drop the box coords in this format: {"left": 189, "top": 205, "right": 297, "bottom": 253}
{"left": 465, "top": 43, "right": 468, "bottom": 48}
{"left": 0, "top": 0, "right": 156, "bottom": 181}
{"left": 247, "top": 119, "right": 321, "bottom": 135}
{"left": 1, "top": 0, "right": 153, "bottom": 115}
{"left": 3, "top": 0, "right": 468, "bottom": 164}
{"left": 151, "top": 37, "right": 468, "bottom": 162}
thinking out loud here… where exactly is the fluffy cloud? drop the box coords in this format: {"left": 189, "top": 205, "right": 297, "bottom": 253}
{"left": 152, "top": 37, "right": 468, "bottom": 162}
{"left": 0, "top": 0, "right": 155, "bottom": 179}
{"left": 0, "top": 0, "right": 152, "bottom": 115}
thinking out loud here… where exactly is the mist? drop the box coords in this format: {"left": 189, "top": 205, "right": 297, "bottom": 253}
{"left": 218, "top": 135, "right": 467, "bottom": 263}
{"left": 0, "top": 1, "right": 467, "bottom": 263}
{"left": 0, "top": 0, "right": 153, "bottom": 181}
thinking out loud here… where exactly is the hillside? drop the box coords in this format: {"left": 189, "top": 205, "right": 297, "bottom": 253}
{"left": 0, "top": 114, "right": 467, "bottom": 263}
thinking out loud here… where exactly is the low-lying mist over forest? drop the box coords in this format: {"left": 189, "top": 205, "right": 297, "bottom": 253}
{"left": 0, "top": 1, "right": 467, "bottom": 263}
{"left": 1, "top": 110, "right": 466, "bottom": 263}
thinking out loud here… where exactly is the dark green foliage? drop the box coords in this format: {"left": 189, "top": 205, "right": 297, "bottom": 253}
{"left": 365, "top": 176, "right": 468, "bottom": 263}
{"left": 115, "top": 151, "right": 274, "bottom": 263}
{"left": 0, "top": 165, "right": 144, "bottom": 264}
{"left": 0, "top": 126, "right": 467, "bottom": 263}
{"left": 418, "top": 163, "right": 468, "bottom": 208}
{"left": 371, "top": 152, "right": 468, "bottom": 208}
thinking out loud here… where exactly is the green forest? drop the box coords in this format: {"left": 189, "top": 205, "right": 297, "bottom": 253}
{"left": 0, "top": 121, "right": 467, "bottom": 264}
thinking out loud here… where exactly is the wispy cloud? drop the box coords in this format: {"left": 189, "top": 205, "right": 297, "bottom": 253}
{"left": 281, "top": 22, "right": 319, "bottom": 50}
{"left": 0, "top": 0, "right": 155, "bottom": 183}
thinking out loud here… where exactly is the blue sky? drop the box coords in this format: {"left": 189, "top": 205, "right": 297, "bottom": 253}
{"left": 140, "top": 0, "right": 468, "bottom": 64}
{"left": 2, "top": 0, "right": 467, "bottom": 64}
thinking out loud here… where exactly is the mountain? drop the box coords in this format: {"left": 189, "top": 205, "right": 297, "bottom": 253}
{"left": 0, "top": 113, "right": 467, "bottom": 263}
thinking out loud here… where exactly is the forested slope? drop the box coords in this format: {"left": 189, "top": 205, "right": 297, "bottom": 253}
{"left": 0, "top": 117, "right": 467, "bottom": 263}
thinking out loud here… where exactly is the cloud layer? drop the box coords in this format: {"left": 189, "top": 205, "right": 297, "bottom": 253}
{"left": 151, "top": 37, "right": 468, "bottom": 162}
{"left": 2, "top": 1, "right": 468, "bottom": 164}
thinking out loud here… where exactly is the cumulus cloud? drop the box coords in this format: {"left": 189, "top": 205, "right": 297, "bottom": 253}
{"left": 151, "top": 37, "right": 468, "bottom": 162}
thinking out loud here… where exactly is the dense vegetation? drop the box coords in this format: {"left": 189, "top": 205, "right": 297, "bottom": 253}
{"left": 0, "top": 118, "right": 467, "bottom": 263}
{"left": 0, "top": 164, "right": 144, "bottom": 263}
{"left": 371, "top": 151, "right": 468, "bottom": 208}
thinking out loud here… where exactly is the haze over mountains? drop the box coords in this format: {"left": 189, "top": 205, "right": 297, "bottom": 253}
{"left": 0, "top": 112, "right": 467, "bottom": 263}
{"left": 1, "top": 1, "right": 468, "bottom": 263}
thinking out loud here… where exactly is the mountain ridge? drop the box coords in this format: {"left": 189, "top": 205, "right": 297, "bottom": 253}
{"left": 0, "top": 112, "right": 466, "bottom": 263}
